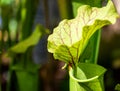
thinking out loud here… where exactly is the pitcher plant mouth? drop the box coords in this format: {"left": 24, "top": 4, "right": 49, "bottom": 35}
{"left": 69, "top": 66, "right": 98, "bottom": 83}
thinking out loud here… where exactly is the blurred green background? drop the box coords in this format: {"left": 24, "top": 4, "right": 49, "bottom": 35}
{"left": 0, "top": 0, "right": 120, "bottom": 91}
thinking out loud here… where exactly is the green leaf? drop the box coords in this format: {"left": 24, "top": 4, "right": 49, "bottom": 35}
{"left": 70, "top": 76, "right": 86, "bottom": 91}
{"left": 16, "top": 71, "right": 39, "bottom": 91}
{"left": 69, "top": 63, "right": 106, "bottom": 91}
{"left": 87, "top": 76, "right": 104, "bottom": 91}
{"left": 47, "top": 1, "right": 119, "bottom": 63}
{"left": 69, "top": 63, "right": 106, "bottom": 82}
{"left": 79, "top": 30, "right": 101, "bottom": 64}
{"left": 8, "top": 24, "right": 49, "bottom": 54}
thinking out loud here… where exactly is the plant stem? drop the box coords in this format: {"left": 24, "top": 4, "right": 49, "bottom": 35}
{"left": 21, "top": 0, "right": 38, "bottom": 40}
{"left": 57, "top": 0, "right": 73, "bottom": 19}
{"left": 0, "top": 52, "right": 1, "bottom": 91}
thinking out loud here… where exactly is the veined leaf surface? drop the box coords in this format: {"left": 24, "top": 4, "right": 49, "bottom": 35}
{"left": 47, "top": 1, "right": 119, "bottom": 63}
